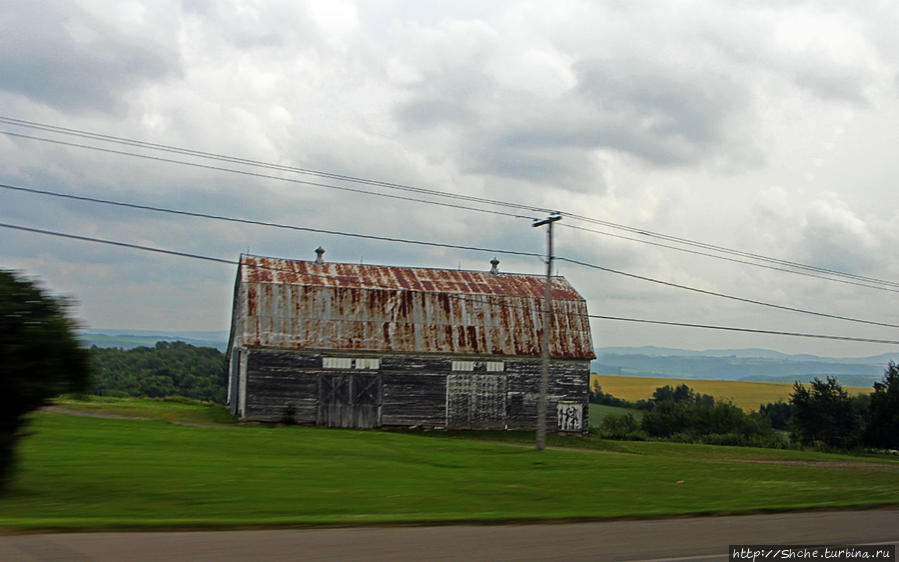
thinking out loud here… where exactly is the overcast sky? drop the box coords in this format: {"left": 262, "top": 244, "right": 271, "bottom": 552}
{"left": 2, "top": 0, "right": 899, "bottom": 358}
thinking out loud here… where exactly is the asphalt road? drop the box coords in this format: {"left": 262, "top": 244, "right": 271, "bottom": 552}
{"left": 1, "top": 509, "right": 897, "bottom": 561}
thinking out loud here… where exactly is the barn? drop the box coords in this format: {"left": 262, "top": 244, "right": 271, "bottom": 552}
{"left": 226, "top": 251, "right": 595, "bottom": 432}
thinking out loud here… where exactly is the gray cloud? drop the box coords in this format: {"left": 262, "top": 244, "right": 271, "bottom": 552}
{"left": 0, "top": 1, "right": 182, "bottom": 112}
{"left": 3, "top": 1, "right": 899, "bottom": 355}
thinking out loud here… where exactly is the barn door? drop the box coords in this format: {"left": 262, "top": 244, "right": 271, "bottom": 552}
{"left": 446, "top": 374, "right": 506, "bottom": 429}
{"left": 318, "top": 373, "right": 381, "bottom": 429}
{"left": 351, "top": 374, "right": 381, "bottom": 429}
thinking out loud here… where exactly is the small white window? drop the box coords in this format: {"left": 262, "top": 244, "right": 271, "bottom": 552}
{"left": 486, "top": 361, "right": 504, "bottom": 372}
{"left": 355, "top": 358, "right": 380, "bottom": 370}
{"left": 323, "top": 357, "right": 353, "bottom": 369}
{"left": 451, "top": 360, "right": 475, "bottom": 371}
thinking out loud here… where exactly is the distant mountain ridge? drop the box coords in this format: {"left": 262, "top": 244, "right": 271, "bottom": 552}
{"left": 594, "top": 346, "right": 896, "bottom": 388}
{"left": 79, "top": 329, "right": 229, "bottom": 351}
{"left": 596, "top": 345, "right": 896, "bottom": 364}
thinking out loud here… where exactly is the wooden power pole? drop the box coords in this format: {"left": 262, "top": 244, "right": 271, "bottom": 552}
{"left": 532, "top": 214, "right": 561, "bottom": 451}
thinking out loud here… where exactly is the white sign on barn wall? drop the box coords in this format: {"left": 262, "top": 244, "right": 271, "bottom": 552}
{"left": 556, "top": 402, "right": 583, "bottom": 432}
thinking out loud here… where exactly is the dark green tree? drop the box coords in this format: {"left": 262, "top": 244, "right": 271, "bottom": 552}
{"left": 759, "top": 401, "right": 794, "bottom": 430}
{"left": 789, "top": 377, "right": 861, "bottom": 449}
{"left": 0, "top": 270, "right": 90, "bottom": 491}
{"left": 864, "top": 362, "right": 899, "bottom": 449}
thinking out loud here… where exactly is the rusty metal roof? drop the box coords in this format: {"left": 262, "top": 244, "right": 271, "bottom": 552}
{"left": 240, "top": 255, "right": 585, "bottom": 300}
{"left": 232, "top": 254, "right": 595, "bottom": 359}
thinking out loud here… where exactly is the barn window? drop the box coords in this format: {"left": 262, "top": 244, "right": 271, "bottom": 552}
{"left": 323, "top": 357, "right": 353, "bottom": 369}
{"left": 451, "top": 360, "right": 475, "bottom": 371}
{"left": 355, "top": 358, "right": 380, "bottom": 370}
{"left": 485, "top": 361, "right": 504, "bottom": 372}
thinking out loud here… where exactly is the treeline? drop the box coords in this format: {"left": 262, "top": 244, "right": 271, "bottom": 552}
{"left": 593, "top": 382, "right": 782, "bottom": 447}
{"left": 89, "top": 342, "right": 227, "bottom": 403}
{"left": 769, "top": 369, "right": 898, "bottom": 451}
{"left": 591, "top": 363, "right": 899, "bottom": 451}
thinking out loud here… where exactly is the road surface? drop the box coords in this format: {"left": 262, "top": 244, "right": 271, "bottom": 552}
{"left": 1, "top": 509, "right": 897, "bottom": 561}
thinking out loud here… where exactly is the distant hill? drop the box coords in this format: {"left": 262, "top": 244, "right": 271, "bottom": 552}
{"left": 79, "top": 329, "right": 229, "bottom": 351}
{"left": 593, "top": 347, "right": 896, "bottom": 388}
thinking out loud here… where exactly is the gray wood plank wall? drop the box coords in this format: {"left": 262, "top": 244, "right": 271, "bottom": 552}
{"left": 241, "top": 347, "right": 589, "bottom": 432}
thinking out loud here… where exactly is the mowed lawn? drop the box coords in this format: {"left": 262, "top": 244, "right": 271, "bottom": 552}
{"left": 1, "top": 404, "right": 897, "bottom": 530}
{"left": 592, "top": 374, "right": 871, "bottom": 412}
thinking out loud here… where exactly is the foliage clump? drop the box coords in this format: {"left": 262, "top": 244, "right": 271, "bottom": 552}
{"left": 89, "top": 342, "right": 227, "bottom": 403}
{"left": 0, "top": 270, "right": 90, "bottom": 492}
{"left": 638, "top": 384, "right": 781, "bottom": 447}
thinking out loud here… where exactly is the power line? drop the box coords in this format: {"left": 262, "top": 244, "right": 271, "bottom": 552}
{"left": 561, "top": 223, "right": 899, "bottom": 293}
{"left": 0, "top": 115, "right": 551, "bottom": 215}
{"left": 4, "top": 181, "right": 897, "bottom": 330}
{"left": 557, "top": 256, "right": 899, "bottom": 326}
{"left": 3, "top": 220, "right": 898, "bottom": 346}
{"left": 4, "top": 115, "right": 898, "bottom": 290}
{"left": 586, "top": 314, "right": 899, "bottom": 345}
{"left": 561, "top": 213, "right": 899, "bottom": 289}
{"left": 0, "top": 130, "right": 537, "bottom": 221}
{"left": 0, "top": 183, "right": 542, "bottom": 259}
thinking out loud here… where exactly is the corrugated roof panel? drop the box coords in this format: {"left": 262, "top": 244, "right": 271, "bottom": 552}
{"left": 233, "top": 254, "right": 595, "bottom": 359}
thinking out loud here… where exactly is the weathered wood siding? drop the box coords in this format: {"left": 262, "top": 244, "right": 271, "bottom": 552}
{"left": 381, "top": 373, "right": 446, "bottom": 427}
{"left": 244, "top": 350, "right": 320, "bottom": 421}
{"left": 240, "top": 347, "right": 589, "bottom": 432}
{"left": 506, "top": 360, "right": 590, "bottom": 432}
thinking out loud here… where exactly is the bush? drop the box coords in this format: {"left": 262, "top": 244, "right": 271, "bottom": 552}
{"left": 640, "top": 385, "right": 777, "bottom": 447}
{"left": 598, "top": 413, "right": 646, "bottom": 440}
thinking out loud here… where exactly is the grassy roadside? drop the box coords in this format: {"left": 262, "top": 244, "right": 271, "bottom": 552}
{"left": 2, "top": 403, "right": 897, "bottom": 531}
{"left": 50, "top": 395, "right": 238, "bottom": 425}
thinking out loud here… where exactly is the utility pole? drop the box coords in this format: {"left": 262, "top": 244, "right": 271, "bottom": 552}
{"left": 532, "top": 214, "right": 561, "bottom": 451}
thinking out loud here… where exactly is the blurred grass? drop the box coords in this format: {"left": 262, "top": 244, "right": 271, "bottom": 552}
{"left": 2, "top": 405, "right": 897, "bottom": 530}
{"left": 591, "top": 374, "right": 870, "bottom": 412}
{"left": 51, "top": 395, "right": 238, "bottom": 425}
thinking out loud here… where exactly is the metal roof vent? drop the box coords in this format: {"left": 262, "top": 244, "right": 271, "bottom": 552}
{"left": 314, "top": 246, "right": 325, "bottom": 264}
{"left": 490, "top": 257, "right": 500, "bottom": 274}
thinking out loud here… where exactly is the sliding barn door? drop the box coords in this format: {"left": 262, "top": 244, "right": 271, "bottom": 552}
{"left": 318, "top": 373, "right": 381, "bottom": 428}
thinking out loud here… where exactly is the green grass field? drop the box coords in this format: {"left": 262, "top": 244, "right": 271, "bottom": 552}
{"left": 2, "top": 398, "right": 897, "bottom": 531}
{"left": 51, "top": 395, "right": 239, "bottom": 425}
{"left": 592, "top": 374, "right": 871, "bottom": 412}
{"left": 588, "top": 403, "right": 645, "bottom": 426}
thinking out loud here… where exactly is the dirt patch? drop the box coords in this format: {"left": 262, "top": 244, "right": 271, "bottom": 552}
{"left": 40, "top": 407, "right": 229, "bottom": 429}
{"left": 726, "top": 458, "right": 899, "bottom": 473}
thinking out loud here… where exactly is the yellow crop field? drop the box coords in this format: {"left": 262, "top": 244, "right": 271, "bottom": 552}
{"left": 592, "top": 374, "right": 870, "bottom": 412}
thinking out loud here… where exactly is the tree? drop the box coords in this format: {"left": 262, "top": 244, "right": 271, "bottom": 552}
{"left": 0, "top": 270, "right": 90, "bottom": 492}
{"left": 789, "top": 377, "right": 861, "bottom": 449}
{"left": 759, "top": 401, "right": 794, "bottom": 430}
{"left": 864, "top": 362, "right": 899, "bottom": 449}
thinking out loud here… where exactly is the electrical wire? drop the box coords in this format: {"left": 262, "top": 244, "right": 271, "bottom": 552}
{"left": 0, "top": 183, "right": 542, "bottom": 259}
{"left": 585, "top": 314, "right": 899, "bottom": 345}
{"left": 561, "top": 223, "right": 899, "bottom": 293}
{"left": 560, "top": 213, "right": 899, "bottom": 289}
{"left": 0, "top": 130, "right": 538, "bottom": 221}
{"left": 4, "top": 115, "right": 899, "bottom": 290}
{"left": 0, "top": 115, "right": 551, "bottom": 215}
{"left": 3, "top": 221, "right": 898, "bottom": 346}
{"left": 557, "top": 256, "right": 899, "bottom": 326}
{"left": 4, "top": 181, "right": 897, "bottom": 330}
